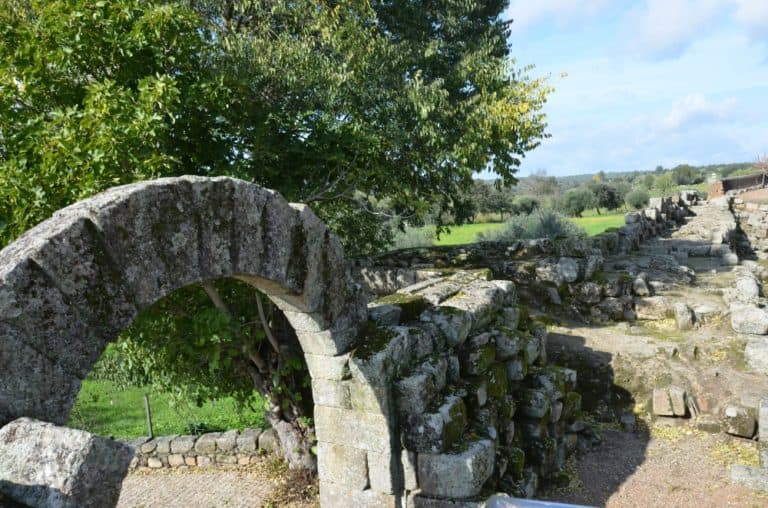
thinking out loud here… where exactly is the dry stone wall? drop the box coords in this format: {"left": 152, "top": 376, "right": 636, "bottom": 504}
{"left": 126, "top": 428, "right": 280, "bottom": 470}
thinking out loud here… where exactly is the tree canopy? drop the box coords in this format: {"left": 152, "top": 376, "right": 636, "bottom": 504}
{"left": 0, "top": 0, "right": 551, "bottom": 255}
{"left": 0, "top": 0, "right": 551, "bottom": 471}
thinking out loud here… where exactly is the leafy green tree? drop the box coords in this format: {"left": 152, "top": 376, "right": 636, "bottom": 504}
{"left": 0, "top": 0, "right": 550, "bottom": 471}
{"left": 587, "top": 182, "right": 621, "bottom": 215}
{"left": 625, "top": 188, "right": 650, "bottom": 210}
{"left": 642, "top": 174, "right": 655, "bottom": 190}
{"left": 559, "top": 187, "right": 595, "bottom": 218}
{"left": 511, "top": 195, "right": 540, "bottom": 215}
{"left": 654, "top": 173, "right": 676, "bottom": 195}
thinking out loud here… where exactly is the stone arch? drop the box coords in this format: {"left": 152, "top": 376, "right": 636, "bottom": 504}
{"left": 0, "top": 176, "right": 393, "bottom": 506}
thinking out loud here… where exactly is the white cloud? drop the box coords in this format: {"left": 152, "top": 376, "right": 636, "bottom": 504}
{"left": 626, "top": 0, "right": 730, "bottom": 59}
{"left": 661, "top": 93, "right": 737, "bottom": 129}
{"left": 732, "top": 0, "right": 768, "bottom": 45}
{"left": 505, "top": 0, "right": 610, "bottom": 32}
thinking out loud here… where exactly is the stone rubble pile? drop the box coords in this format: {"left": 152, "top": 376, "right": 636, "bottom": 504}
{"left": 359, "top": 271, "right": 595, "bottom": 505}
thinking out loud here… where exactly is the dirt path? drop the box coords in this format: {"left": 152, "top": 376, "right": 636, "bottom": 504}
{"left": 544, "top": 427, "right": 766, "bottom": 507}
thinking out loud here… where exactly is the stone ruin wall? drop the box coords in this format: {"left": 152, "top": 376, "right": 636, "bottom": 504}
{"left": 0, "top": 179, "right": 722, "bottom": 508}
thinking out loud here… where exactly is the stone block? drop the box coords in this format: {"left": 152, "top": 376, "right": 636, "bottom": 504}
{"left": 731, "top": 305, "right": 768, "bottom": 335}
{"left": 441, "top": 281, "right": 507, "bottom": 332}
{"left": 417, "top": 440, "right": 495, "bottom": 499}
{"left": 731, "top": 465, "right": 768, "bottom": 492}
{"left": 170, "top": 435, "right": 196, "bottom": 455}
{"left": 304, "top": 352, "right": 351, "bottom": 381}
{"left": 216, "top": 430, "right": 239, "bottom": 452}
{"left": 505, "top": 358, "right": 527, "bottom": 382}
{"left": 168, "top": 454, "right": 185, "bottom": 467}
{"left": 0, "top": 325, "right": 82, "bottom": 427}
{"left": 314, "top": 406, "right": 392, "bottom": 454}
{"left": 349, "top": 326, "right": 412, "bottom": 386}
{"left": 367, "top": 450, "right": 401, "bottom": 494}
{"left": 194, "top": 433, "right": 220, "bottom": 454}
{"left": 420, "top": 307, "right": 472, "bottom": 347}
{"left": 746, "top": 339, "right": 768, "bottom": 372}
{"left": 147, "top": 457, "right": 163, "bottom": 468}
{"left": 154, "top": 435, "right": 176, "bottom": 454}
{"left": 0, "top": 418, "right": 133, "bottom": 508}
{"left": 669, "top": 386, "right": 688, "bottom": 417}
{"left": 500, "top": 307, "right": 521, "bottom": 331}
{"left": 140, "top": 439, "right": 157, "bottom": 454}
{"left": 313, "top": 378, "right": 352, "bottom": 409}
{"left": 319, "top": 481, "right": 397, "bottom": 508}
{"left": 459, "top": 344, "right": 496, "bottom": 377}
{"left": 368, "top": 303, "right": 402, "bottom": 326}
{"left": 197, "top": 456, "right": 213, "bottom": 467}
{"left": 653, "top": 388, "right": 674, "bottom": 416}
{"left": 403, "top": 395, "right": 467, "bottom": 453}
{"left": 723, "top": 406, "right": 756, "bottom": 438}
{"left": 317, "top": 442, "right": 369, "bottom": 490}
{"left": 185, "top": 456, "right": 197, "bottom": 466}
{"left": 217, "top": 455, "right": 237, "bottom": 464}
{"left": 236, "top": 428, "right": 262, "bottom": 453}
{"left": 519, "top": 389, "right": 551, "bottom": 419}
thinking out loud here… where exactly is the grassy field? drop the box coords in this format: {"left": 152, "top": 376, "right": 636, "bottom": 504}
{"left": 571, "top": 212, "right": 626, "bottom": 235}
{"left": 434, "top": 222, "right": 506, "bottom": 246}
{"left": 419, "top": 211, "right": 626, "bottom": 247}
{"left": 68, "top": 380, "right": 266, "bottom": 439}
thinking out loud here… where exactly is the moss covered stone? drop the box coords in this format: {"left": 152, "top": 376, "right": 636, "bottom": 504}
{"left": 373, "top": 293, "right": 429, "bottom": 322}
{"left": 486, "top": 362, "right": 509, "bottom": 401}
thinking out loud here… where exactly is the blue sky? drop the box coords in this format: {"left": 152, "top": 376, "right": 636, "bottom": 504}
{"left": 502, "top": 0, "right": 768, "bottom": 177}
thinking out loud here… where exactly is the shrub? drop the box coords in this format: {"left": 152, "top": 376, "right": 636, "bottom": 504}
{"left": 479, "top": 209, "right": 586, "bottom": 242}
{"left": 511, "top": 195, "right": 540, "bottom": 215}
{"left": 625, "top": 188, "right": 650, "bottom": 210}
{"left": 391, "top": 227, "right": 435, "bottom": 250}
{"left": 559, "top": 188, "right": 595, "bottom": 217}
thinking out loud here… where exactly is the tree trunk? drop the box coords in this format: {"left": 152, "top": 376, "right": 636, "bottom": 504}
{"left": 267, "top": 413, "right": 317, "bottom": 472}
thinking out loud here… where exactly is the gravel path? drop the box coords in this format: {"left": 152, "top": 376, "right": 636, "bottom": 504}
{"left": 117, "top": 464, "right": 283, "bottom": 508}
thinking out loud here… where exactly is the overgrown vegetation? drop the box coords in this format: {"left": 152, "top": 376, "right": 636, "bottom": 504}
{"left": 68, "top": 379, "right": 266, "bottom": 439}
{"left": 478, "top": 209, "right": 587, "bottom": 242}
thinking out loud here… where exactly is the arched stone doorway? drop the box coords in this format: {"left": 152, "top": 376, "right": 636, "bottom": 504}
{"left": 0, "top": 176, "right": 396, "bottom": 507}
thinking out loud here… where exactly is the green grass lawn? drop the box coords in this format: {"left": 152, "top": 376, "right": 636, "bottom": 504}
{"left": 67, "top": 380, "right": 266, "bottom": 439}
{"left": 425, "top": 211, "right": 626, "bottom": 246}
{"left": 571, "top": 212, "right": 626, "bottom": 236}
{"left": 434, "top": 222, "right": 506, "bottom": 245}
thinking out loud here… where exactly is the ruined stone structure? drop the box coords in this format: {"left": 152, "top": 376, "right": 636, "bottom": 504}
{"left": 0, "top": 176, "right": 373, "bottom": 507}
{"left": 1, "top": 177, "right": 742, "bottom": 507}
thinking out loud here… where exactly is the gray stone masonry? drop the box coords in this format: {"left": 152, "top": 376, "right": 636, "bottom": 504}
{"left": 128, "top": 428, "right": 274, "bottom": 470}
{"left": 0, "top": 418, "right": 133, "bottom": 508}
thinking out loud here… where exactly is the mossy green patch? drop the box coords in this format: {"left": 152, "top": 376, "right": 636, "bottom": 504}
{"left": 354, "top": 321, "right": 399, "bottom": 360}
{"left": 486, "top": 362, "right": 509, "bottom": 401}
{"left": 442, "top": 399, "right": 469, "bottom": 449}
{"left": 373, "top": 293, "right": 429, "bottom": 322}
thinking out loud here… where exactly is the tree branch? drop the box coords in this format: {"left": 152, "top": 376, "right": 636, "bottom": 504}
{"left": 256, "top": 295, "right": 281, "bottom": 355}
